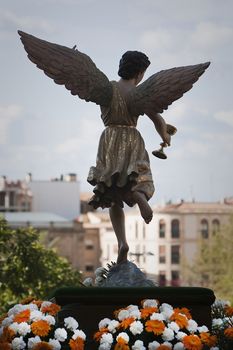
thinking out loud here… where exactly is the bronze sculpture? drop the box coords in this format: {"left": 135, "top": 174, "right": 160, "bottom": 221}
{"left": 18, "top": 31, "right": 210, "bottom": 264}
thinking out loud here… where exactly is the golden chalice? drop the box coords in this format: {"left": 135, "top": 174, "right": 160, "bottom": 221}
{"left": 152, "top": 124, "right": 177, "bottom": 159}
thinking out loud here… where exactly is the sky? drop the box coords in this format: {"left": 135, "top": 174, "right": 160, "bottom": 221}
{"left": 0, "top": 0, "right": 233, "bottom": 204}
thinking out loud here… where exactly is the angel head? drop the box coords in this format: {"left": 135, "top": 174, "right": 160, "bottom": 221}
{"left": 118, "top": 51, "right": 150, "bottom": 85}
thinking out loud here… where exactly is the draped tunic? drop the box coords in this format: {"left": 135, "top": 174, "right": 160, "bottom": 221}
{"left": 87, "top": 81, "right": 155, "bottom": 208}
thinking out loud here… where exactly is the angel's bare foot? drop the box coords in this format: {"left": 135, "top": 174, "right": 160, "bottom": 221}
{"left": 132, "top": 191, "right": 153, "bottom": 224}
{"left": 117, "top": 242, "right": 129, "bottom": 264}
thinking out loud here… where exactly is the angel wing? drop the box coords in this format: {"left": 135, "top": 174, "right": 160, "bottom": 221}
{"left": 128, "top": 62, "right": 210, "bottom": 116}
{"left": 18, "top": 31, "right": 113, "bottom": 106}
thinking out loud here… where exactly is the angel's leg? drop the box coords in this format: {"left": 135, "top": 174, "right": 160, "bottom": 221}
{"left": 109, "top": 203, "right": 129, "bottom": 264}
{"left": 124, "top": 191, "right": 153, "bottom": 224}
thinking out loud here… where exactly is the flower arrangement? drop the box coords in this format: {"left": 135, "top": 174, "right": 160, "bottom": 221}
{"left": 94, "top": 299, "right": 217, "bottom": 350}
{"left": 0, "top": 297, "right": 86, "bottom": 350}
{"left": 211, "top": 299, "right": 233, "bottom": 350}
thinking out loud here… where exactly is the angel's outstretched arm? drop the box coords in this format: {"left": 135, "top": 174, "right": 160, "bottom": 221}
{"left": 147, "top": 112, "right": 171, "bottom": 146}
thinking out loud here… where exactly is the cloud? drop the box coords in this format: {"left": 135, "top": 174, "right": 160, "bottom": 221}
{"left": 214, "top": 110, "right": 233, "bottom": 127}
{"left": 0, "top": 9, "right": 55, "bottom": 34}
{"left": 0, "top": 104, "right": 23, "bottom": 144}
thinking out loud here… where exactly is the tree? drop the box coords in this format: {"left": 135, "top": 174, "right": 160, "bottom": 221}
{"left": 185, "top": 215, "right": 233, "bottom": 302}
{"left": 0, "top": 218, "right": 82, "bottom": 312}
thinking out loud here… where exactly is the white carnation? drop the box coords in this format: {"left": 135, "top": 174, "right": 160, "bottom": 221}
{"left": 41, "top": 301, "right": 52, "bottom": 309}
{"left": 30, "top": 310, "right": 43, "bottom": 321}
{"left": 49, "top": 338, "right": 61, "bottom": 350}
{"left": 107, "top": 320, "right": 119, "bottom": 333}
{"left": 9, "top": 322, "right": 20, "bottom": 333}
{"left": 162, "top": 327, "right": 174, "bottom": 341}
{"left": 197, "top": 325, "right": 209, "bottom": 333}
{"left": 212, "top": 318, "right": 223, "bottom": 328}
{"left": 132, "top": 340, "right": 146, "bottom": 350}
{"left": 8, "top": 304, "right": 24, "bottom": 316}
{"left": 116, "top": 332, "right": 129, "bottom": 343}
{"left": 174, "top": 342, "right": 185, "bottom": 349}
{"left": 118, "top": 309, "right": 130, "bottom": 321}
{"left": 17, "top": 322, "right": 31, "bottom": 336}
{"left": 176, "top": 331, "right": 187, "bottom": 340}
{"left": 98, "top": 343, "right": 112, "bottom": 350}
{"left": 210, "top": 347, "right": 220, "bottom": 350}
{"left": 100, "top": 333, "right": 113, "bottom": 344}
{"left": 27, "top": 336, "right": 41, "bottom": 349}
{"left": 148, "top": 340, "right": 160, "bottom": 349}
{"left": 99, "top": 318, "right": 111, "bottom": 329}
{"left": 143, "top": 299, "right": 158, "bottom": 308}
{"left": 187, "top": 319, "right": 198, "bottom": 333}
{"left": 72, "top": 329, "right": 86, "bottom": 341}
{"left": 43, "top": 315, "right": 56, "bottom": 326}
{"left": 160, "top": 304, "right": 174, "bottom": 320}
{"left": 54, "top": 328, "right": 67, "bottom": 342}
{"left": 27, "top": 304, "right": 38, "bottom": 312}
{"left": 12, "top": 336, "right": 26, "bottom": 349}
{"left": 64, "top": 316, "right": 79, "bottom": 331}
{"left": 95, "top": 267, "right": 106, "bottom": 276}
{"left": 2, "top": 315, "right": 14, "bottom": 326}
{"left": 160, "top": 303, "right": 173, "bottom": 311}
{"left": 168, "top": 321, "right": 180, "bottom": 333}
{"left": 129, "top": 320, "right": 143, "bottom": 335}
{"left": 150, "top": 312, "right": 165, "bottom": 321}
{"left": 128, "top": 305, "right": 141, "bottom": 319}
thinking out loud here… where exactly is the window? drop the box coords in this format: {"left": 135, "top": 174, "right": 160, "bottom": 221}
{"left": 159, "top": 271, "right": 166, "bottom": 286}
{"left": 9, "top": 191, "right": 15, "bottom": 206}
{"left": 171, "top": 245, "right": 180, "bottom": 264}
{"left": 159, "top": 245, "right": 166, "bottom": 263}
{"left": 0, "top": 192, "right": 5, "bottom": 206}
{"left": 159, "top": 220, "right": 166, "bottom": 238}
{"left": 85, "top": 239, "right": 94, "bottom": 250}
{"left": 171, "top": 270, "right": 180, "bottom": 286}
{"left": 212, "top": 219, "right": 220, "bottom": 235}
{"left": 85, "top": 265, "right": 94, "bottom": 272}
{"left": 171, "top": 219, "right": 180, "bottom": 238}
{"left": 201, "top": 219, "right": 209, "bottom": 239}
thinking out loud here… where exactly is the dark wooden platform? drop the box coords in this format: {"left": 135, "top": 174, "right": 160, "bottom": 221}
{"left": 51, "top": 286, "right": 215, "bottom": 349}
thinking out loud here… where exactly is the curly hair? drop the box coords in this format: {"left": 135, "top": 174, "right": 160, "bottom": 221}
{"left": 118, "top": 51, "right": 150, "bottom": 80}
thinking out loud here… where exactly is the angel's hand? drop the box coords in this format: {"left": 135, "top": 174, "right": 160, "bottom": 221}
{"left": 161, "top": 132, "right": 171, "bottom": 147}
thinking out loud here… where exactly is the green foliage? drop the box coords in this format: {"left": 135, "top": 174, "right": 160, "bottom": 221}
{"left": 0, "top": 218, "right": 82, "bottom": 313}
{"left": 186, "top": 215, "right": 233, "bottom": 303}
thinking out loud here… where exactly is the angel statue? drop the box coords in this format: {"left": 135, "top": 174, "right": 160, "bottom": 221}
{"left": 18, "top": 31, "right": 210, "bottom": 265}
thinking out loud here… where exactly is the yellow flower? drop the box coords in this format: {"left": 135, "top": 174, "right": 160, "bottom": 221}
{"left": 31, "top": 320, "right": 51, "bottom": 337}
{"left": 93, "top": 327, "right": 109, "bottom": 341}
{"left": 183, "top": 334, "right": 203, "bottom": 350}
{"left": 13, "top": 309, "right": 30, "bottom": 323}
{"left": 145, "top": 320, "right": 165, "bottom": 335}
{"left": 114, "top": 337, "right": 130, "bottom": 350}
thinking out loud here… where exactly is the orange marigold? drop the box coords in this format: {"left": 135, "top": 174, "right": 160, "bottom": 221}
{"left": 93, "top": 327, "right": 109, "bottom": 341}
{"left": 157, "top": 346, "right": 172, "bottom": 350}
{"left": 119, "top": 317, "right": 135, "bottom": 329}
{"left": 199, "top": 332, "right": 217, "bottom": 347}
{"left": 0, "top": 342, "right": 11, "bottom": 350}
{"left": 33, "top": 342, "right": 53, "bottom": 350}
{"left": 114, "top": 338, "right": 130, "bottom": 350}
{"left": 170, "top": 312, "right": 188, "bottom": 328}
{"left": 31, "top": 320, "right": 51, "bottom": 337}
{"left": 173, "top": 307, "right": 192, "bottom": 319}
{"left": 13, "top": 309, "right": 30, "bottom": 323}
{"left": 224, "top": 327, "right": 233, "bottom": 339}
{"left": 183, "top": 334, "right": 203, "bottom": 350}
{"left": 225, "top": 306, "right": 233, "bottom": 317}
{"left": 140, "top": 307, "right": 158, "bottom": 319}
{"left": 41, "top": 303, "right": 61, "bottom": 316}
{"left": 20, "top": 296, "right": 36, "bottom": 305}
{"left": 145, "top": 319, "right": 165, "bottom": 335}
{"left": 33, "top": 300, "right": 43, "bottom": 308}
{"left": 69, "top": 337, "right": 85, "bottom": 350}
{"left": 0, "top": 327, "right": 15, "bottom": 342}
